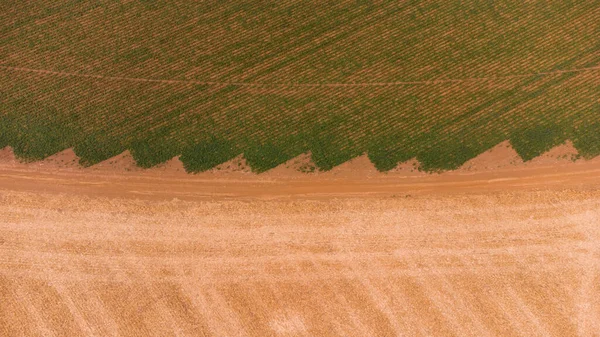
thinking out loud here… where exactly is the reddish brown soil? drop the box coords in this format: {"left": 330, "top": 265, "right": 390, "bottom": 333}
{"left": 456, "top": 140, "right": 582, "bottom": 173}
{"left": 89, "top": 150, "right": 142, "bottom": 172}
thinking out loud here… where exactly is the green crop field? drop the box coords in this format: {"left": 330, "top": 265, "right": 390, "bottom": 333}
{"left": 1, "top": 1, "right": 599, "bottom": 173}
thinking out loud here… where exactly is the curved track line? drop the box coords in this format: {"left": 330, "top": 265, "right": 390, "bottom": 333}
{"left": 1, "top": 64, "right": 600, "bottom": 88}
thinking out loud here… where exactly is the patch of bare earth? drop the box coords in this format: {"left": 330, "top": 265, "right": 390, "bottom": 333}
{"left": 456, "top": 140, "right": 581, "bottom": 174}
{"left": 195, "top": 154, "right": 254, "bottom": 176}
{"left": 388, "top": 158, "right": 428, "bottom": 176}
{"left": 0, "top": 147, "right": 82, "bottom": 170}
{"left": 457, "top": 141, "right": 523, "bottom": 172}
{"left": 89, "top": 150, "right": 142, "bottom": 172}
{"left": 0, "top": 147, "right": 17, "bottom": 166}
{"left": 525, "top": 140, "right": 580, "bottom": 167}
{"left": 321, "top": 154, "right": 379, "bottom": 177}
{"left": 145, "top": 156, "right": 187, "bottom": 175}
{"left": 36, "top": 148, "right": 81, "bottom": 170}
{"left": 265, "top": 153, "right": 317, "bottom": 178}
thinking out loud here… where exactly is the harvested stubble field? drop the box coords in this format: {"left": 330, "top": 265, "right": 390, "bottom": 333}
{"left": 2, "top": 1, "right": 600, "bottom": 336}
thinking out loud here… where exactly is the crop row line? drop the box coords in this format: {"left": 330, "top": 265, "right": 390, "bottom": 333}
{"left": 2, "top": 64, "right": 600, "bottom": 88}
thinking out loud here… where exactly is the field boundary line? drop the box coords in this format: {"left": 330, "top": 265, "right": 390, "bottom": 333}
{"left": 1, "top": 64, "right": 600, "bottom": 88}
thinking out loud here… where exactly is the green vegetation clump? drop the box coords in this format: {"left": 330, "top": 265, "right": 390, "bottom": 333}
{"left": 1, "top": 1, "right": 599, "bottom": 172}
{"left": 179, "top": 137, "right": 239, "bottom": 173}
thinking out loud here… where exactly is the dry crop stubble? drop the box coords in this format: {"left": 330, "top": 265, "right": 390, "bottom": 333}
{"left": 1, "top": 180, "right": 599, "bottom": 336}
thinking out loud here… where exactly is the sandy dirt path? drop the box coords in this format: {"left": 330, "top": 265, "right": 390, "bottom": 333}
{"left": 1, "top": 160, "right": 600, "bottom": 336}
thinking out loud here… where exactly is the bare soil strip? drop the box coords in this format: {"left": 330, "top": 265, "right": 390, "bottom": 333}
{"left": 1, "top": 156, "right": 599, "bottom": 201}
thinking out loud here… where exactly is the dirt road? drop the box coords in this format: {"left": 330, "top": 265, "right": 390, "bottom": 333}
{"left": 1, "top": 157, "right": 600, "bottom": 336}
